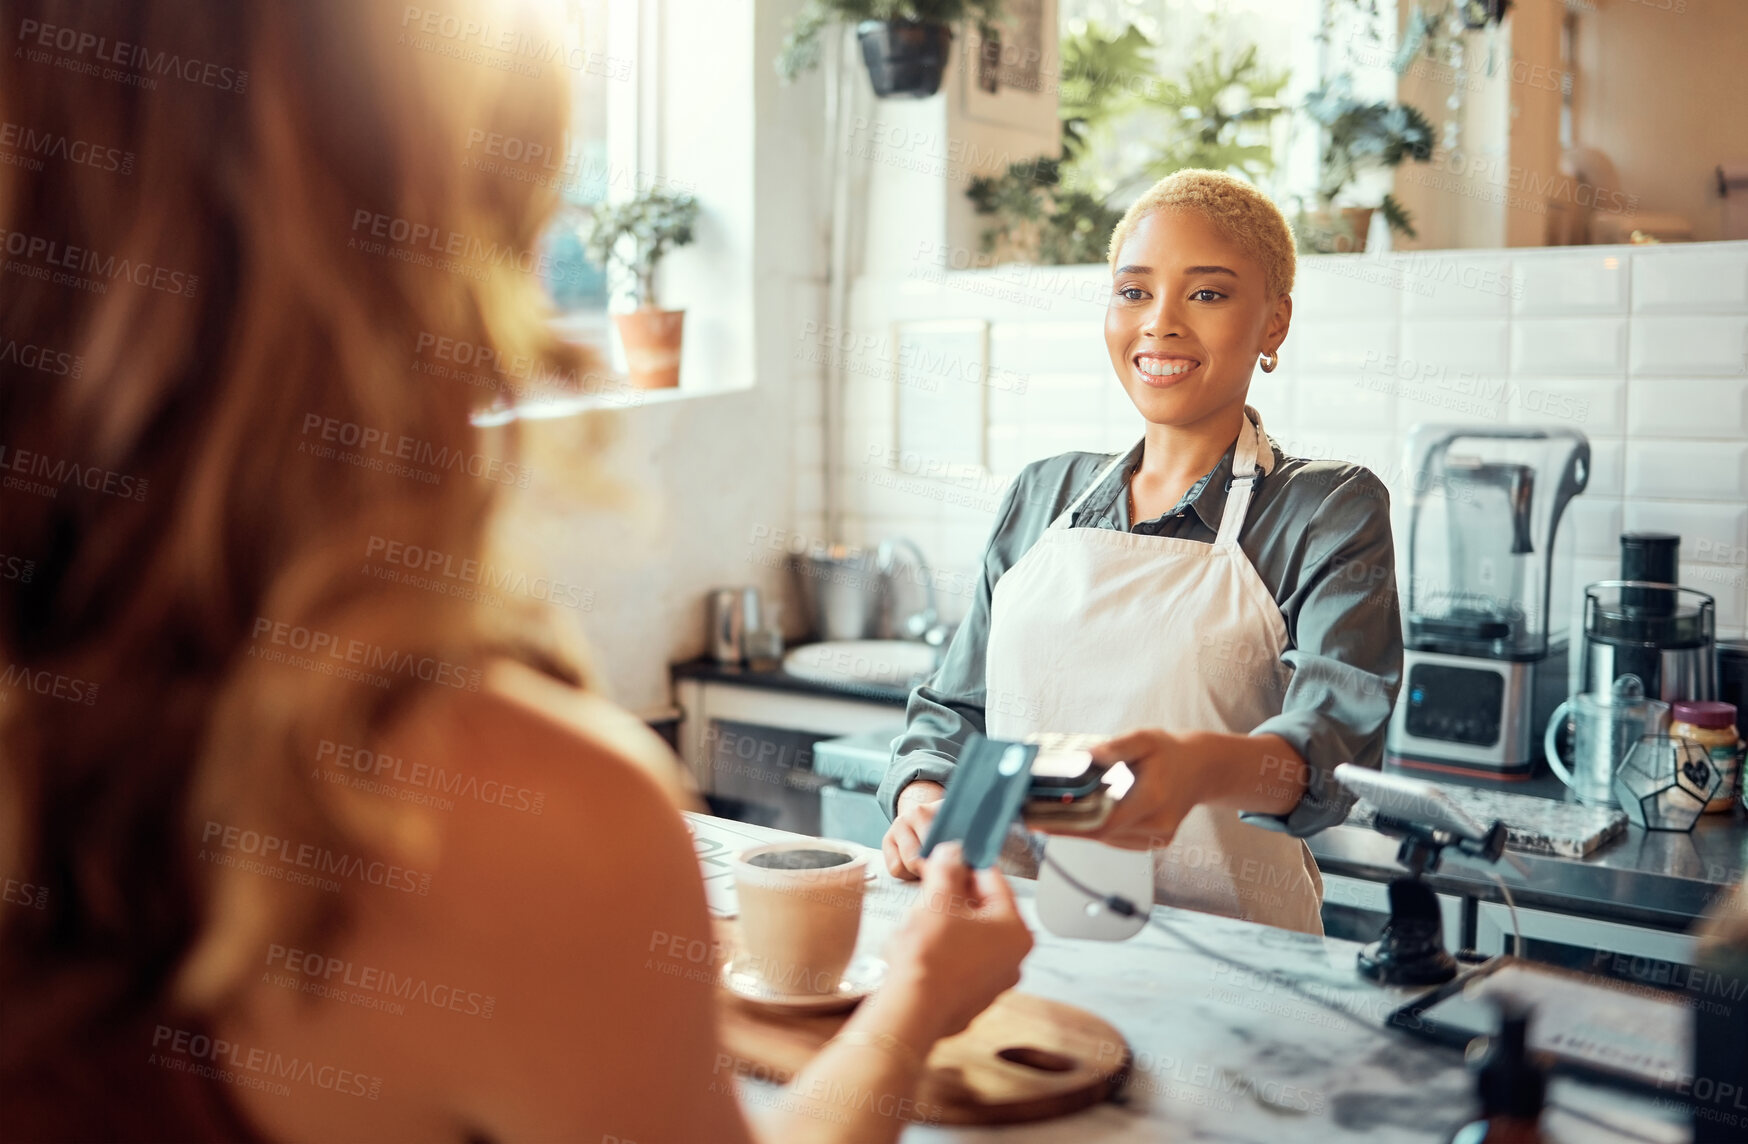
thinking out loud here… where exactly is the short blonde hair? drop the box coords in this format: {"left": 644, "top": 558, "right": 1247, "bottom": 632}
{"left": 1107, "top": 169, "right": 1296, "bottom": 299}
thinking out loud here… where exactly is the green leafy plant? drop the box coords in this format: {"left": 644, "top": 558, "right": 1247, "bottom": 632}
{"left": 578, "top": 189, "right": 699, "bottom": 309}
{"left": 1129, "top": 40, "right": 1289, "bottom": 191}
{"left": 963, "top": 21, "right": 1145, "bottom": 264}
{"left": 966, "top": 155, "right": 1125, "bottom": 265}
{"left": 1054, "top": 22, "right": 1154, "bottom": 166}
{"left": 777, "top": 0, "right": 1006, "bottom": 82}
{"left": 1301, "top": 77, "right": 1434, "bottom": 241}
{"left": 966, "top": 20, "right": 1289, "bottom": 266}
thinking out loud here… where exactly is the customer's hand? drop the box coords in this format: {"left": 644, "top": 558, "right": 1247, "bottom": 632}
{"left": 881, "top": 780, "right": 945, "bottom": 880}
{"left": 883, "top": 844, "right": 1032, "bottom": 1043}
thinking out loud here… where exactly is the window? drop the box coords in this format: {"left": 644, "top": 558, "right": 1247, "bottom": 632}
{"left": 1054, "top": 0, "right": 1375, "bottom": 213}
{"left": 540, "top": 0, "right": 637, "bottom": 352}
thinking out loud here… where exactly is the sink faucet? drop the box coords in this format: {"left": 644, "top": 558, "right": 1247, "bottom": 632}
{"left": 875, "top": 536, "right": 946, "bottom": 645}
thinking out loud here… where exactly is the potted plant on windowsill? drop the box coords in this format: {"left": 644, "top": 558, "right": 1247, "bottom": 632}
{"left": 579, "top": 189, "right": 698, "bottom": 390}
{"left": 777, "top": 0, "right": 1006, "bottom": 99}
{"left": 1297, "top": 79, "right": 1435, "bottom": 253}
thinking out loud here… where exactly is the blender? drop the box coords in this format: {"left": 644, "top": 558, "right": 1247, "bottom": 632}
{"left": 1386, "top": 425, "right": 1589, "bottom": 779}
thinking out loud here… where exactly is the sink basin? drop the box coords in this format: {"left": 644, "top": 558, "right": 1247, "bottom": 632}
{"left": 783, "top": 640, "right": 937, "bottom": 689}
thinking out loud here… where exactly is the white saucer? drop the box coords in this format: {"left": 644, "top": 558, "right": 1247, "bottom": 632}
{"left": 720, "top": 955, "right": 887, "bottom": 1014}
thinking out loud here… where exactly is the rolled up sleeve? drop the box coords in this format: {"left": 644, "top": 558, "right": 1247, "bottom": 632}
{"left": 876, "top": 674, "right": 984, "bottom": 821}
{"left": 1243, "top": 472, "right": 1404, "bottom": 837}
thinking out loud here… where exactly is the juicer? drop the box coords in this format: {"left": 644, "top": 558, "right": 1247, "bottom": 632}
{"left": 1574, "top": 532, "right": 1718, "bottom": 704}
{"left": 1386, "top": 425, "right": 1589, "bottom": 779}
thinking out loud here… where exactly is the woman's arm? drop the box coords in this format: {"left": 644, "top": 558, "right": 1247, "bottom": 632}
{"left": 1245, "top": 469, "right": 1403, "bottom": 833}
{"left": 313, "top": 663, "right": 1030, "bottom": 1144}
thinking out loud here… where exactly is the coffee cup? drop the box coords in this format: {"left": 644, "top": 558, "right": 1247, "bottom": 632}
{"left": 732, "top": 840, "right": 867, "bottom": 997}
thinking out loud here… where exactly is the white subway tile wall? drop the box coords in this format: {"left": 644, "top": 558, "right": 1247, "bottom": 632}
{"left": 1629, "top": 316, "right": 1748, "bottom": 376}
{"left": 1510, "top": 317, "right": 1629, "bottom": 376}
{"left": 1633, "top": 251, "right": 1748, "bottom": 315}
{"left": 1511, "top": 253, "right": 1629, "bottom": 317}
{"left": 831, "top": 243, "right": 1748, "bottom": 636}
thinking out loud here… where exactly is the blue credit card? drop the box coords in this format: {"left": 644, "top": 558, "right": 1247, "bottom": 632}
{"left": 919, "top": 734, "right": 1038, "bottom": 869}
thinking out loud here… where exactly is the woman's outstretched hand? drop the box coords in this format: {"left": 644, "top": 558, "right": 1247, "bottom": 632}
{"left": 1045, "top": 729, "right": 1219, "bottom": 851}
{"left": 1034, "top": 729, "right": 1306, "bottom": 850}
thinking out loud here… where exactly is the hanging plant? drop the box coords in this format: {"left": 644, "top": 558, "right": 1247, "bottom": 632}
{"left": 1322, "top": 0, "right": 1511, "bottom": 72}
{"left": 777, "top": 0, "right": 1006, "bottom": 98}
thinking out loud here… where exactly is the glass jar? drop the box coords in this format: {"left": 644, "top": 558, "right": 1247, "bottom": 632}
{"left": 1669, "top": 701, "right": 1741, "bottom": 813}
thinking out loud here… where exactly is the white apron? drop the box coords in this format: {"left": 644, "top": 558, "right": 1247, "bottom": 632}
{"left": 985, "top": 409, "right": 1325, "bottom": 935}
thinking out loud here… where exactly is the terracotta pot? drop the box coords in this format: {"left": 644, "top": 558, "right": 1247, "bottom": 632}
{"left": 1305, "top": 207, "right": 1375, "bottom": 253}
{"left": 613, "top": 307, "right": 684, "bottom": 390}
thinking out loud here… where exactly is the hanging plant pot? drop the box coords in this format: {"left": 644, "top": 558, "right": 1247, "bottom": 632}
{"left": 855, "top": 20, "right": 953, "bottom": 99}
{"left": 1459, "top": 0, "right": 1512, "bottom": 30}
{"left": 613, "top": 307, "right": 685, "bottom": 390}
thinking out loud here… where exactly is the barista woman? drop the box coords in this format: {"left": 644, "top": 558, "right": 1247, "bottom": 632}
{"left": 879, "top": 170, "right": 1404, "bottom": 934}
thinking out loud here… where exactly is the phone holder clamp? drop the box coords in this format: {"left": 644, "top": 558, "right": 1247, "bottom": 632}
{"left": 1356, "top": 815, "right": 1508, "bottom": 988}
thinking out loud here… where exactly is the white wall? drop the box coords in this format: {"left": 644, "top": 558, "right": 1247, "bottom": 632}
{"left": 501, "top": 2, "right": 1748, "bottom": 720}
{"left": 823, "top": 241, "right": 1748, "bottom": 644}
{"left": 501, "top": 0, "right": 831, "bottom": 718}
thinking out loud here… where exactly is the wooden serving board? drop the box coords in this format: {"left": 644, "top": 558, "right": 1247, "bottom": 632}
{"left": 714, "top": 921, "right": 1130, "bottom": 1125}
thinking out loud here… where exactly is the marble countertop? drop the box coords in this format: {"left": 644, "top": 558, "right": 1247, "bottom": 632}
{"left": 686, "top": 814, "right": 1689, "bottom": 1144}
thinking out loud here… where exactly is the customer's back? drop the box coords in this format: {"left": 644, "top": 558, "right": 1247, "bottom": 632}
{"left": 0, "top": 0, "right": 614, "bottom": 1135}
{"left": 0, "top": 4, "right": 1033, "bottom": 1142}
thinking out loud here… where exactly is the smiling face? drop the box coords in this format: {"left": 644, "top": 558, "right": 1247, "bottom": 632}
{"left": 1104, "top": 209, "right": 1292, "bottom": 431}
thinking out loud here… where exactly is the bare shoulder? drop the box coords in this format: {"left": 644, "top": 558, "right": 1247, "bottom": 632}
{"left": 375, "top": 658, "right": 716, "bottom": 975}
{"left": 222, "top": 660, "right": 742, "bottom": 1142}
{"left": 425, "top": 658, "right": 700, "bottom": 811}
{"left": 317, "top": 663, "right": 736, "bottom": 1139}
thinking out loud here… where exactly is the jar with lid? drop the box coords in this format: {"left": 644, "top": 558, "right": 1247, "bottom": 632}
{"left": 1668, "top": 701, "right": 1741, "bottom": 813}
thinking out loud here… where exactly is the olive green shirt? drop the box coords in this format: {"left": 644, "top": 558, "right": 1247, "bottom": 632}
{"left": 877, "top": 435, "right": 1404, "bottom": 837}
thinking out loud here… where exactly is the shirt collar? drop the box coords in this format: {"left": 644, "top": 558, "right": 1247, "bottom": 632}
{"left": 1072, "top": 423, "right": 1282, "bottom": 532}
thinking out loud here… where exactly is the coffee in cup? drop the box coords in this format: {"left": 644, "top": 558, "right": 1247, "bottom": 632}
{"left": 732, "top": 840, "right": 867, "bottom": 996}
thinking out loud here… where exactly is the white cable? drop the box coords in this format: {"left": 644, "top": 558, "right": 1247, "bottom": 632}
{"left": 1488, "top": 871, "right": 1522, "bottom": 959}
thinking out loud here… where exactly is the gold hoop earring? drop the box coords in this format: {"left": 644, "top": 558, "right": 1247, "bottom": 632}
{"left": 1259, "top": 350, "right": 1279, "bottom": 373}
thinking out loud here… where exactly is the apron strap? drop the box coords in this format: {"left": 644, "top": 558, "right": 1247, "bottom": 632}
{"left": 1214, "top": 410, "right": 1268, "bottom": 548}
{"left": 1053, "top": 407, "right": 1275, "bottom": 538}
{"left": 1047, "top": 451, "right": 1129, "bottom": 530}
